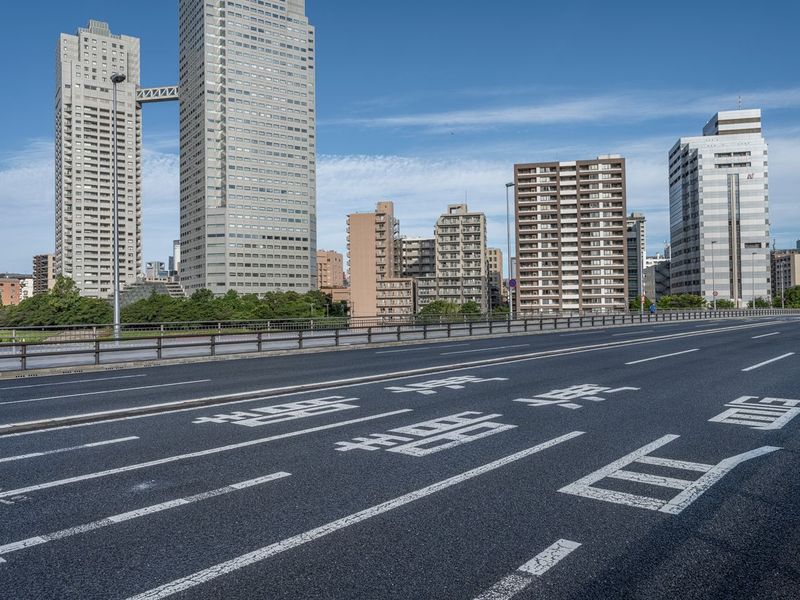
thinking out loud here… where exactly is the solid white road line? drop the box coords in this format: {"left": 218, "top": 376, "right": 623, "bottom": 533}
{"left": 612, "top": 329, "right": 654, "bottom": 337}
{"left": 625, "top": 349, "right": 699, "bottom": 365}
{"left": 0, "top": 410, "right": 410, "bottom": 499}
{"left": 441, "top": 344, "right": 529, "bottom": 356}
{"left": 0, "top": 436, "right": 139, "bottom": 464}
{"left": 751, "top": 332, "right": 780, "bottom": 339}
{"left": 375, "top": 343, "right": 469, "bottom": 354}
{"left": 1, "top": 320, "right": 781, "bottom": 439}
{"left": 124, "top": 431, "right": 584, "bottom": 600}
{"left": 0, "top": 380, "right": 212, "bottom": 406}
{"left": 0, "top": 374, "right": 148, "bottom": 391}
{"left": 473, "top": 539, "right": 582, "bottom": 600}
{"left": 741, "top": 352, "right": 795, "bottom": 372}
{"left": 0, "top": 472, "right": 290, "bottom": 563}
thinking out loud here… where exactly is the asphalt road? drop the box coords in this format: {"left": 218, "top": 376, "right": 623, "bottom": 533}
{"left": 1, "top": 316, "right": 798, "bottom": 599}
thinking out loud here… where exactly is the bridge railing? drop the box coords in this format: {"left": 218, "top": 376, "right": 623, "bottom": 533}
{"left": 0, "top": 309, "right": 795, "bottom": 372}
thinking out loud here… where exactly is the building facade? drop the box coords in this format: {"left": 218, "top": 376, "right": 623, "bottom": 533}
{"left": 514, "top": 157, "right": 628, "bottom": 314}
{"left": 771, "top": 250, "right": 800, "bottom": 301}
{"left": 178, "top": 0, "right": 316, "bottom": 295}
{"left": 400, "top": 238, "right": 436, "bottom": 278}
{"left": 644, "top": 261, "right": 671, "bottom": 302}
{"left": 487, "top": 247, "right": 504, "bottom": 309}
{"left": 669, "top": 109, "right": 770, "bottom": 306}
{"left": 433, "top": 204, "right": 489, "bottom": 311}
{"left": 626, "top": 212, "right": 646, "bottom": 301}
{"left": 56, "top": 20, "right": 142, "bottom": 298}
{"left": 316, "top": 250, "right": 345, "bottom": 288}
{"left": 33, "top": 254, "right": 56, "bottom": 295}
{"left": 0, "top": 279, "right": 22, "bottom": 307}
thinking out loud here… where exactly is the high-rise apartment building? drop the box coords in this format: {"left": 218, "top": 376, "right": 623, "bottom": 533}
{"left": 56, "top": 20, "right": 142, "bottom": 298}
{"left": 486, "top": 247, "right": 504, "bottom": 308}
{"left": 400, "top": 238, "right": 436, "bottom": 278}
{"left": 626, "top": 212, "right": 646, "bottom": 301}
{"left": 433, "top": 204, "right": 489, "bottom": 311}
{"left": 347, "top": 201, "right": 414, "bottom": 318}
{"left": 316, "top": 250, "right": 344, "bottom": 288}
{"left": 178, "top": 0, "right": 316, "bottom": 295}
{"left": 514, "top": 157, "right": 628, "bottom": 314}
{"left": 669, "top": 110, "right": 770, "bottom": 305}
{"left": 33, "top": 254, "right": 56, "bottom": 295}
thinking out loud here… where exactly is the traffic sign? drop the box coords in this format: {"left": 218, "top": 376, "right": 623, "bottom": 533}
{"left": 509, "top": 279, "right": 517, "bottom": 288}
{"left": 713, "top": 291, "right": 719, "bottom": 297}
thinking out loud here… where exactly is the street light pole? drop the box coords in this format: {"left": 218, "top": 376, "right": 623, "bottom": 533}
{"left": 710, "top": 240, "right": 717, "bottom": 311}
{"left": 751, "top": 251, "right": 757, "bottom": 308}
{"left": 505, "top": 182, "right": 515, "bottom": 320}
{"left": 110, "top": 72, "right": 126, "bottom": 340}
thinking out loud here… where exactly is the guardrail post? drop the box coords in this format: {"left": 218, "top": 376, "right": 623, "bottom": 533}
{"left": 156, "top": 336, "right": 163, "bottom": 360}
{"left": 257, "top": 331, "right": 263, "bottom": 352}
{"left": 423, "top": 323, "right": 428, "bottom": 339}
{"left": 367, "top": 327, "right": 373, "bottom": 344}
{"left": 447, "top": 322, "right": 452, "bottom": 338}
{"left": 210, "top": 335, "right": 216, "bottom": 356}
{"left": 298, "top": 330, "right": 304, "bottom": 349}
{"left": 524, "top": 318, "right": 529, "bottom": 332}
{"left": 507, "top": 318, "right": 511, "bottom": 333}
{"left": 469, "top": 321, "right": 474, "bottom": 336}
{"left": 489, "top": 319, "right": 493, "bottom": 334}
{"left": 94, "top": 339, "right": 101, "bottom": 365}
{"left": 397, "top": 325, "right": 401, "bottom": 341}
{"left": 335, "top": 328, "right": 340, "bottom": 346}
{"left": 20, "top": 343, "right": 27, "bottom": 371}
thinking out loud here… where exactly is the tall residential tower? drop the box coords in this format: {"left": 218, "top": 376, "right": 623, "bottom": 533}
{"left": 178, "top": 0, "right": 317, "bottom": 294}
{"left": 55, "top": 21, "right": 142, "bottom": 298}
{"left": 669, "top": 110, "right": 770, "bottom": 305}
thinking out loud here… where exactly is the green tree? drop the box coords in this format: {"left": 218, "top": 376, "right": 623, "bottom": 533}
{"left": 714, "top": 299, "right": 735, "bottom": 309}
{"left": 459, "top": 301, "right": 481, "bottom": 315}
{"left": 782, "top": 286, "right": 800, "bottom": 308}
{"left": 656, "top": 294, "right": 707, "bottom": 310}
{"left": 419, "top": 301, "right": 460, "bottom": 316}
{"left": 629, "top": 296, "right": 652, "bottom": 311}
{"left": 747, "top": 297, "right": 771, "bottom": 308}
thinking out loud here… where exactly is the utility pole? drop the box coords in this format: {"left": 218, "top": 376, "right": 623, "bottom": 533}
{"left": 110, "top": 72, "right": 127, "bottom": 340}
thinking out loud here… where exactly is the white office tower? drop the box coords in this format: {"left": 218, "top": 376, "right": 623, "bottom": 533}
{"left": 178, "top": 0, "right": 317, "bottom": 294}
{"left": 55, "top": 21, "right": 142, "bottom": 298}
{"left": 669, "top": 110, "right": 770, "bottom": 306}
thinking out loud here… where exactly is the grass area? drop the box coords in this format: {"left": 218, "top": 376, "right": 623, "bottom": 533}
{"left": 0, "top": 330, "right": 56, "bottom": 344}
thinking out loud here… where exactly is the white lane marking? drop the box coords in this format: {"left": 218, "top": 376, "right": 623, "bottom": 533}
{"left": 612, "top": 329, "right": 654, "bottom": 337}
{"left": 375, "top": 343, "right": 469, "bottom": 354}
{"left": 124, "top": 431, "right": 585, "bottom": 600}
{"left": 0, "top": 436, "right": 139, "bottom": 464}
{"left": 560, "top": 330, "right": 607, "bottom": 337}
{"left": 458, "top": 538, "right": 585, "bottom": 599}
{"left": 741, "top": 353, "right": 795, "bottom": 372}
{"left": 0, "top": 410, "right": 411, "bottom": 499}
{"left": 0, "top": 374, "right": 148, "bottom": 391}
{"left": 624, "top": 349, "right": 699, "bottom": 365}
{"left": 559, "top": 435, "right": 780, "bottom": 514}
{"left": 0, "top": 472, "right": 290, "bottom": 562}
{"left": 1, "top": 320, "right": 782, "bottom": 438}
{"left": 751, "top": 332, "right": 780, "bottom": 339}
{"left": 0, "top": 380, "right": 212, "bottom": 406}
{"left": 441, "top": 344, "right": 529, "bottom": 356}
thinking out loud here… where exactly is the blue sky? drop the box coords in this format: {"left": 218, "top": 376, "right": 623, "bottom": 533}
{"left": 2, "top": 0, "right": 800, "bottom": 273}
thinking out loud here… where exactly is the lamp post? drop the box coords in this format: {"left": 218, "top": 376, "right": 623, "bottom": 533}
{"left": 710, "top": 240, "right": 717, "bottom": 311}
{"left": 505, "top": 182, "right": 515, "bottom": 319}
{"left": 751, "top": 251, "right": 757, "bottom": 308}
{"left": 110, "top": 72, "right": 126, "bottom": 340}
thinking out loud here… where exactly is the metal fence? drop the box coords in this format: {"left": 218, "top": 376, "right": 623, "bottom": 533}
{"left": 0, "top": 309, "right": 795, "bottom": 372}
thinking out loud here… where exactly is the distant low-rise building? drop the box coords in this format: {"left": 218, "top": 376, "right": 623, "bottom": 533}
{"left": 771, "top": 249, "right": 800, "bottom": 300}
{"left": 644, "top": 261, "right": 671, "bottom": 301}
{"left": 487, "top": 247, "right": 504, "bottom": 309}
{"left": 0, "top": 278, "right": 22, "bottom": 306}
{"left": 317, "top": 250, "right": 345, "bottom": 288}
{"left": 20, "top": 278, "right": 35, "bottom": 301}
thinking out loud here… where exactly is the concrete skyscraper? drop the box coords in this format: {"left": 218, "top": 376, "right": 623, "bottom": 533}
{"left": 626, "top": 212, "right": 646, "bottom": 301}
{"left": 55, "top": 20, "right": 142, "bottom": 298}
{"left": 669, "top": 110, "right": 770, "bottom": 306}
{"left": 178, "top": 0, "right": 317, "bottom": 295}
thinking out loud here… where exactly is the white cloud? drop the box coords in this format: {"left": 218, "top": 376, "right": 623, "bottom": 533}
{"left": 328, "top": 88, "right": 800, "bottom": 132}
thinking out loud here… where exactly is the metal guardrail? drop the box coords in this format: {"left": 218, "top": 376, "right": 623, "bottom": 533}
{"left": 0, "top": 309, "right": 794, "bottom": 372}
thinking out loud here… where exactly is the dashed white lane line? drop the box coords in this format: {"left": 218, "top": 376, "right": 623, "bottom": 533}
{"left": 441, "top": 344, "right": 529, "bottom": 356}
{"left": 625, "top": 348, "right": 699, "bottom": 365}
{"left": 0, "top": 472, "right": 290, "bottom": 563}
{"left": 0, "top": 380, "right": 212, "bottom": 406}
{"left": 0, "top": 436, "right": 139, "bottom": 464}
{"left": 0, "top": 374, "right": 148, "bottom": 391}
{"left": 751, "top": 332, "right": 781, "bottom": 339}
{"left": 612, "top": 329, "right": 654, "bottom": 337}
{"left": 0, "top": 410, "right": 411, "bottom": 500}
{"left": 473, "top": 539, "right": 582, "bottom": 600}
{"left": 124, "top": 431, "right": 585, "bottom": 600}
{"left": 741, "top": 352, "right": 795, "bottom": 372}
{"left": 375, "top": 343, "right": 469, "bottom": 354}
